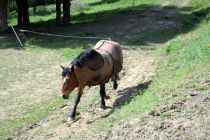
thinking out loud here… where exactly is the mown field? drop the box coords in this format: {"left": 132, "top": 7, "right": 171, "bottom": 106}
{"left": 0, "top": 0, "right": 210, "bottom": 139}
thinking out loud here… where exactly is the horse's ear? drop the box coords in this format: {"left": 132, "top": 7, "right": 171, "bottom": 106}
{"left": 71, "top": 65, "right": 74, "bottom": 72}
{"left": 60, "top": 65, "right": 65, "bottom": 70}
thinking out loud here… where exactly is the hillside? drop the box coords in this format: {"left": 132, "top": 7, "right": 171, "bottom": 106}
{"left": 0, "top": 0, "right": 210, "bottom": 139}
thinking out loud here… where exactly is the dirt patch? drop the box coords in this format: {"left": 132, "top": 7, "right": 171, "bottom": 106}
{"left": 17, "top": 47, "right": 157, "bottom": 139}
{"left": 149, "top": 101, "right": 184, "bottom": 116}
{"left": 90, "top": 90, "right": 210, "bottom": 140}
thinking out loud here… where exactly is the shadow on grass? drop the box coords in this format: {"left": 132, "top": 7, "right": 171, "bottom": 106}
{"left": 98, "top": 80, "right": 152, "bottom": 119}
{"left": 2, "top": 4, "right": 210, "bottom": 50}
{"left": 89, "top": 0, "right": 120, "bottom": 6}
{"left": 87, "top": 80, "right": 152, "bottom": 123}
{"left": 0, "top": 35, "right": 24, "bottom": 50}
{"left": 32, "top": 8, "right": 56, "bottom": 16}
{"left": 113, "top": 80, "right": 152, "bottom": 108}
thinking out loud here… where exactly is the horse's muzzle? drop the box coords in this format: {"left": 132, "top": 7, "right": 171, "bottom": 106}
{"left": 62, "top": 94, "right": 69, "bottom": 99}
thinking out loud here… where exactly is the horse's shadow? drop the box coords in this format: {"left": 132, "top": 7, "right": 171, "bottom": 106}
{"left": 112, "top": 80, "right": 152, "bottom": 109}
{"left": 88, "top": 80, "right": 152, "bottom": 123}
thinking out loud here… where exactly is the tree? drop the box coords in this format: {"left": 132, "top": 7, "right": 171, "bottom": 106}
{"left": 16, "top": 0, "right": 30, "bottom": 28}
{"left": 56, "top": 0, "right": 71, "bottom": 26}
{"left": 32, "top": 0, "right": 37, "bottom": 14}
{"left": 56, "top": 0, "right": 62, "bottom": 25}
{"left": 0, "top": 0, "right": 9, "bottom": 32}
{"left": 62, "top": 0, "right": 71, "bottom": 26}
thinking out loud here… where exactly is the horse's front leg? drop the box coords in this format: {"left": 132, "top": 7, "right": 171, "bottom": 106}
{"left": 69, "top": 86, "right": 84, "bottom": 120}
{"left": 99, "top": 83, "right": 107, "bottom": 109}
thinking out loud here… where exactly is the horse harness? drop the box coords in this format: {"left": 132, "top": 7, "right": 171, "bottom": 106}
{"left": 95, "top": 41, "right": 116, "bottom": 77}
{"left": 72, "top": 40, "right": 120, "bottom": 86}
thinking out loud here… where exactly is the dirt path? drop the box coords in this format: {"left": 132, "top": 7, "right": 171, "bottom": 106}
{"left": 17, "top": 48, "right": 157, "bottom": 140}
{"left": 88, "top": 90, "right": 210, "bottom": 140}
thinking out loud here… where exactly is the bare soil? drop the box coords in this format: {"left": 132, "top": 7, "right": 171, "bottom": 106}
{"left": 91, "top": 90, "right": 210, "bottom": 140}
{"left": 17, "top": 48, "right": 157, "bottom": 140}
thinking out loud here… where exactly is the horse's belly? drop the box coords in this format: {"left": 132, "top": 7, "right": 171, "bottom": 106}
{"left": 86, "top": 57, "right": 113, "bottom": 86}
{"left": 84, "top": 40, "right": 123, "bottom": 86}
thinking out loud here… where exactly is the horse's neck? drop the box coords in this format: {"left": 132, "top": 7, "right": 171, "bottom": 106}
{"left": 74, "top": 66, "right": 93, "bottom": 86}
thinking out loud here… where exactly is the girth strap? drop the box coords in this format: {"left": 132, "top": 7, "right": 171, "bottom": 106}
{"left": 96, "top": 48, "right": 116, "bottom": 77}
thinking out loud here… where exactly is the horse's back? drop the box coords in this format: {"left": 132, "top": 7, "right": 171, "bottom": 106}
{"left": 94, "top": 40, "right": 123, "bottom": 75}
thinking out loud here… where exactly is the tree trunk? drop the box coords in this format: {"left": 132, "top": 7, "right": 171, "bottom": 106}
{"left": 16, "top": 0, "right": 23, "bottom": 27}
{"left": 33, "top": 5, "right": 36, "bottom": 14}
{"left": 33, "top": 0, "right": 37, "bottom": 14}
{"left": 23, "top": 0, "right": 30, "bottom": 27}
{"left": 56, "top": 0, "right": 61, "bottom": 25}
{"left": 16, "top": 0, "right": 30, "bottom": 28}
{"left": 0, "top": 0, "right": 8, "bottom": 32}
{"left": 62, "top": 0, "right": 71, "bottom": 26}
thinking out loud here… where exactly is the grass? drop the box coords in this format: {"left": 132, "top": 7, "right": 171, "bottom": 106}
{"left": 0, "top": 35, "right": 84, "bottom": 139}
{"left": 24, "top": 37, "right": 84, "bottom": 59}
{"left": 0, "top": 96, "right": 64, "bottom": 139}
{"left": 1, "top": 0, "right": 210, "bottom": 139}
{"left": 127, "top": 27, "right": 179, "bottom": 46}
{"left": 9, "top": 0, "right": 164, "bottom": 26}
{"left": 0, "top": 44, "right": 81, "bottom": 139}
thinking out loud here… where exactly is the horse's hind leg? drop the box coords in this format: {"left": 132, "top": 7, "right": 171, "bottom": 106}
{"left": 99, "top": 83, "right": 108, "bottom": 109}
{"left": 112, "top": 75, "right": 118, "bottom": 90}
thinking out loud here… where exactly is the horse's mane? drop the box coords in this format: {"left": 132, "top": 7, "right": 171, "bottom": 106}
{"left": 71, "top": 48, "right": 99, "bottom": 68}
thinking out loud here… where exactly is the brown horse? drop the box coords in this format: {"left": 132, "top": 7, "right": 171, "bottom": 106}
{"left": 60, "top": 40, "right": 123, "bottom": 120}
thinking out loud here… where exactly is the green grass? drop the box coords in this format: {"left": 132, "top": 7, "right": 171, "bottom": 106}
{"left": 24, "top": 37, "right": 85, "bottom": 59}
{"left": 127, "top": 27, "right": 179, "bottom": 46}
{"left": 0, "top": 36, "right": 85, "bottom": 139}
{"left": 9, "top": 0, "right": 164, "bottom": 26}
{"left": 189, "top": 0, "right": 209, "bottom": 9}
{"left": 0, "top": 95, "right": 63, "bottom": 139}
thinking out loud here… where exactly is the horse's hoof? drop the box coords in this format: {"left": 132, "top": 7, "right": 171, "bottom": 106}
{"left": 113, "top": 83, "right": 118, "bottom": 90}
{"left": 99, "top": 105, "right": 106, "bottom": 110}
{"left": 105, "top": 95, "right": 110, "bottom": 99}
{"left": 67, "top": 116, "right": 80, "bottom": 122}
{"left": 67, "top": 116, "right": 75, "bottom": 122}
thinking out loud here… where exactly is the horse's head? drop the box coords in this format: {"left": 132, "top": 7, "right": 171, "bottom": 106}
{"left": 60, "top": 65, "right": 78, "bottom": 99}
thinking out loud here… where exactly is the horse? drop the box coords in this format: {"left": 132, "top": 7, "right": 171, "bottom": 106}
{"left": 60, "top": 40, "right": 123, "bottom": 120}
